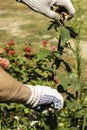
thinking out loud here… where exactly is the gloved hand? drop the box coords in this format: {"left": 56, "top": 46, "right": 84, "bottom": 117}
{"left": 26, "top": 85, "right": 64, "bottom": 112}
{"left": 16, "top": 0, "right": 75, "bottom": 20}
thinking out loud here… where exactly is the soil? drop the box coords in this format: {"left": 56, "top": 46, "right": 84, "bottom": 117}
{"left": 0, "top": 10, "right": 31, "bottom": 37}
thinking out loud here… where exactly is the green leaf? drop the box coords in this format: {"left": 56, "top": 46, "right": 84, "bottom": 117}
{"left": 52, "top": 51, "right": 61, "bottom": 58}
{"left": 65, "top": 100, "right": 74, "bottom": 110}
{"left": 48, "top": 20, "right": 60, "bottom": 31}
{"left": 48, "top": 20, "right": 55, "bottom": 30}
{"left": 83, "top": 95, "right": 87, "bottom": 106}
{"left": 71, "top": 78, "right": 81, "bottom": 91}
{"left": 70, "top": 98, "right": 82, "bottom": 110}
{"left": 59, "top": 26, "right": 70, "bottom": 45}
{"left": 58, "top": 73, "right": 68, "bottom": 90}
{"left": 75, "top": 109, "right": 85, "bottom": 118}
{"left": 36, "top": 50, "right": 51, "bottom": 61}
{"left": 81, "top": 89, "right": 87, "bottom": 102}
{"left": 63, "top": 60, "right": 71, "bottom": 73}
{"left": 66, "top": 26, "right": 78, "bottom": 38}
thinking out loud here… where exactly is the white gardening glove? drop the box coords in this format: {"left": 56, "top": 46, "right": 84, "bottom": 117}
{"left": 26, "top": 85, "right": 64, "bottom": 112}
{"left": 16, "top": 0, "right": 75, "bottom": 20}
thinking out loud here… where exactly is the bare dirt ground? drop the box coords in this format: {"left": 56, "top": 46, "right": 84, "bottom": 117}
{"left": 0, "top": 10, "right": 32, "bottom": 37}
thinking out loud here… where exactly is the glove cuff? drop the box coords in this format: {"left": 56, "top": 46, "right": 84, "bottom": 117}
{"left": 25, "top": 85, "right": 41, "bottom": 107}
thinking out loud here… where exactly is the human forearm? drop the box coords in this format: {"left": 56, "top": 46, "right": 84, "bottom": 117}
{"left": 0, "top": 67, "right": 32, "bottom": 104}
{"left": 0, "top": 68, "right": 64, "bottom": 112}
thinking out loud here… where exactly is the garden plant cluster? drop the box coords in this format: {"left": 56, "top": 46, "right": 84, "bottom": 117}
{"left": 0, "top": 0, "right": 87, "bottom": 130}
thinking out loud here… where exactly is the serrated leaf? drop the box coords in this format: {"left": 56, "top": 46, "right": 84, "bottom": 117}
{"left": 65, "top": 100, "right": 74, "bottom": 110}
{"left": 70, "top": 98, "right": 82, "bottom": 110}
{"left": 59, "top": 26, "right": 70, "bottom": 45}
{"left": 66, "top": 26, "right": 78, "bottom": 38}
{"left": 58, "top": 73, "right": 68, "bottom": 90}
{"left": 75, "top": 109, "right": 85, "bottom": 118}
{"left": 71, "top": 79, "right": 81, "bottom": 91}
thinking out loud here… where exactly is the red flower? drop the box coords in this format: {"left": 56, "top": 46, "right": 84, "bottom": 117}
{"left": 4, "top": 47, "right": 10, "bottom": 52}
{"left": 8, "top": 50, "right": 16, "bottom": 56}
{"left": 0, "top": 57, "right": 10, "bottom": 69}
{"left": 8, "top": 39, "right": 14, "bottom": 46}
{"left": 24, "top": 47, "right": 31, "bottom": 53}
{"left": 41, "top": 40, "right": 48, "bottom": 47}
{"left": 51, "top": 46, "right": 57, "bottom": 51}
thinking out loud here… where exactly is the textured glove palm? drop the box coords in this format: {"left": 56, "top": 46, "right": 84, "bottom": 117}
{"left": 26, "top": 85, "right": 64, "bottom": 112}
